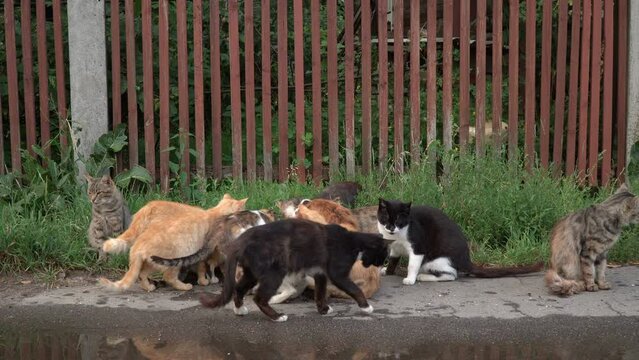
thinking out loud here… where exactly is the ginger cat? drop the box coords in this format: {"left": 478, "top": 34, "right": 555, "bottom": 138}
{"left": 98, "top": 195, "right": 247, "bottom": 292}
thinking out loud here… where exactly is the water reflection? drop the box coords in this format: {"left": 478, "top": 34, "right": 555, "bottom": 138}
{"left": 0, "top": 331, "right": 636, "bottom": 360}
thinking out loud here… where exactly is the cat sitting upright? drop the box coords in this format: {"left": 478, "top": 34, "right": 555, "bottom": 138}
{"left": 377, "top": 198, "right": 543, "bottom": 285}
{"left": 545, "top": 184, "right": 639, "bottom": 296}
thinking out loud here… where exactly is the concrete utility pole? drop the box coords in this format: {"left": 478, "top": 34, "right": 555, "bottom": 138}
{"left": 627, "top": 1, "right": 639, "bottom": 161}
{"left": 68, "top": 0, "right": 109, "bottom": 178}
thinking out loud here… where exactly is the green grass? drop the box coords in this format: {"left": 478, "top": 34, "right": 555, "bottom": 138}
{"left": 1, "top": 154, "right": 638, "bottom": 277}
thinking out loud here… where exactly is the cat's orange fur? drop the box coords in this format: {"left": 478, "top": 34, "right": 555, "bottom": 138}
{"left": 296, "top": 201, "right": 381, "bottom": 299}
{"left": 99, "top": 195, "right": 247, "bottom": 292}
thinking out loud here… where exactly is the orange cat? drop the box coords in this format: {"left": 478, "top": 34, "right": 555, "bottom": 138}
{"left": 99, "top": 195, "right": 247, "bottom": 292}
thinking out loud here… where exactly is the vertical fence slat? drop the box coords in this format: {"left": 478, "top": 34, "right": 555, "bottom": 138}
{"left": 328, "top": 0, "right": 339, "bottom": 176}
{"left": 508, "top": 0, "right": 519, "bottom": 161}
{"left": 492, "top": 0, "right": 503, "bottom": 157}
{"left": 245, "top": 0, "right": 257, "bottom": 181}
{"left": 524, "top": 0, "right": 537, "bottom": 170}
{"left": 53, "top": 0, "right": 67, "bottom": 149}
{"left": 0, "top": 85, "right": 4, "bottom": 174}
{"left": 459, "top": 0, "right": 470, "bottom": 152}
{"left": 194, "top": 0, "right": 205, "bottom": 179}
{"left": 211, "top": 0, "right": 223, "bottom": 179}
{"left": 261, "top": 0, "right": 273, "bottom": 181}
{"left": 229, "top": 0, "right": 243, "bottom": 181}
{"left": 110, "top": 0, "right": 122, "bottom": 172}
{"left": 361, "top": 0, "right": 372, "bottom": 174}
{"left": 159, "top": 0, "right": 170, "bottom": 191}
{"left": 345, "top": 0, "right": 355, "bottom": 176}
{"left": 443, "top": 0, "right": 453, "bottom": 153}
{"left": 4, "top": 0, "right": 21, "bottom": 172}
{"left": 552, "top": 0, "right": 569, "bottom": 173}
{"left": 36, "top": 0, "right": 50, "bottom": 157}
{"left": 311, "top": 0, "right": 322, "bottom": 183}
{"left": 21, "top": 0, "right": 36, "bottom": 156}
{"left": 177, "top": 0, "right": 190, "bottom": 180}
{"left": 409, "top": 0, "right": 420, "bottom": 163}
{"left": 539, "top": 0, "right": 552, "bottom": 168}
{"left": 566, "top": 0, "right": 581, "bottom": 175}
{"left": 277, "top": 0, "right": 288, "bottom": 181}
{"left": 426, "top": 0, "right": 437, "bottom": 159}
{"left": 475, "top": 0, "right": 487, "bottom": 156}
{"left": 393, "top": 0, "right": 404, "bottom": 171}
{"left": 142, "top": 0, "right": 155, "bottom": 181}
{"left": 601, "top": 0, "right": 614, "bottom": 185}
{"left": 377, "top": 0, "right": 389, "bottom": 169}
{"left": 125, "top": 0, "right": 138, "bottom": 169}
{"left": 588, "top": 0, "right": 602, "bottom": 185}
{"left": 577, "top": 0, "right": 592, "bottom": 180}
{"left": 616, "top": 0, "right": 628, "bottom": 179}
{"left": 293, "top": 0, "right": 306, "bottom": 182}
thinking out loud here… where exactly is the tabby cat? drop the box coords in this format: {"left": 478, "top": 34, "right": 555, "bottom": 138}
{"left": 86, "top": 174, "right": 131, "bottom": 262}
{"left": 545, "top": 184, "right": 639, "bottom": 296}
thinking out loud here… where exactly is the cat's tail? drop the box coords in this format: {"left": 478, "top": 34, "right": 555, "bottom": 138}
{"left": 199, "top": 249, "right": 238, "bottom": 309}
{"left": 102, "top": 237, "right": 131, "bottom": 254}
{"left": 469, "top": 261, "right": 544, "bottom": 278}
{"left": 544, "top": 269, "right": 585, "bottom": 296}
{"left": 150, "top": 245, "right": 212, "bottom": 268}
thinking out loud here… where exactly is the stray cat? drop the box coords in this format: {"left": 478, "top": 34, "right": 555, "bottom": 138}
{"left": 317, "top": 181, "right": 362, "bottom": 208}
{"left": 98, "top": 197, "right": 247, "bottom": 292}
{"left": 199, "top": 219, "right": 388, "bottom": 322}
{"left": 86, "top": 174, "right": 132, "bottom": 262}
{"left": 378, "top": 198, "right": 543, "bottom": 285}
{"left": 351, "top": 205, "right": 380, "bottom": 234}
{"left": 545, "top": 184, "right": 639, "bottom": 296}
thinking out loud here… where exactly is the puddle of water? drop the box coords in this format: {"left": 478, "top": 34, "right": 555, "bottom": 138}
{"left": 1, "top": 331, "right": 636, "bottom": 360}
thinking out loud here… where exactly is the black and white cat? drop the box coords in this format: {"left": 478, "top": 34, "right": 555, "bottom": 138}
{"left": 377, "top": 198, "right": 543, "bottom": 285}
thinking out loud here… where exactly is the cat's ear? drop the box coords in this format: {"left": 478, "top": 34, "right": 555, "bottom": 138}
{"left": 239, "top": 197, "right": 249, "bottom": 206}
{"left": 100, "top": 174, "right": 113, "bottom": 185}
{"left": 378, "top": 198, "right": 387, "bottom": 207}
{"left": 84, "top": 174, "right": 95, "bottom": 184}
{"left": 222, "top": 193, "right": 234, "bottom": 200}
{"left": 616, "top": 182, "right": 630, "bottom": 194}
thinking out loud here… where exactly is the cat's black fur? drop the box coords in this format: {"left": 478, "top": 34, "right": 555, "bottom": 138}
{"left": 199, "top": 218, "right": 387, "bottom": 322}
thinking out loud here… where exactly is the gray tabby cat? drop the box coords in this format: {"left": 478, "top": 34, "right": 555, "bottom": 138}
{"left": 545, "top": 184, "right": 639, "bottom": 296}
{"left": 86, "top": 174, "right": 131, "bottom": 261}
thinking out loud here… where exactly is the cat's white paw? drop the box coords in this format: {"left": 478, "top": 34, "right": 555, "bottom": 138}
{"left": 360, "top": 305, "right": 374, "bottom": 314}
{"left": 402, "top": 277, "right": 416, "bottom": 285}
{"left": 209, "top": 275, "right": 220, "bottom": 284}
{"left": 326, "top": 305, "right": 333, "bottom": 314}
{"left": 274, "top": 314, "right": 288, "bottom": 322}
{"left": 234, "top": 305, "right": 248, "bottom": 316}
{"left": 380, "top": 267, "right": 388, "bottom": 276}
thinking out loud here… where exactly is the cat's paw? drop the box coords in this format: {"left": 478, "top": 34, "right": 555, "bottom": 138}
{"left": 380, "top": 267, "right": 388, "bottom": 276}
{"left": 585, "top": 283, "right": 599, "bottom": 292}
{"left": 234, "top": 305, "right": 249, "bottom": 316}
{"left": 596, "top": 281, "right": 611, "bottom": 290}
{"left": 274, "top": 314, "right": 288, "bottom": 322}
{"left": 209, "top": 275, "right": 220, "bottom": 284}
{"left": 198, "top": 278, "right": 210, "bottom": 286}
{"left": 402, "top": 277, "right": 416, "bottom": 285}
{"left": 318, "top": 305, "right": 333, "bottom": 315}
{"left": 360, "top": 305, "right": 374, "bottom": 314}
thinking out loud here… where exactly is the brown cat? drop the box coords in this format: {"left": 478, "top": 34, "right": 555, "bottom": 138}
{"left": 86, "top": 174, "right": 131, "bottom": 262}
{"left": 98, "top": 196, "right": 247, "bottom": 292}
{"left": 545, "top": 184, "right": 639, "bottom": 296}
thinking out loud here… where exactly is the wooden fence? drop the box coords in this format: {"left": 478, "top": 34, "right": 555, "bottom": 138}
{"left": 0, "top": 0, "right": 631, "bottom": 188}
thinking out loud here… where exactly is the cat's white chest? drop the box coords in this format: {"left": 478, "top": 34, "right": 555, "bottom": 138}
{"left": 377, "top": 221, "right": 411, "bottom": 257}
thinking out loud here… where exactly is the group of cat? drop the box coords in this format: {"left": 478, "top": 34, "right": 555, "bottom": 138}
{"left": 86, "top": 175, "right": 639, "bottom": 322}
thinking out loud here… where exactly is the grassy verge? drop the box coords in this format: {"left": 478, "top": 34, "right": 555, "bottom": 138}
{"left": 1, "top": 154, "right": 638, "bottom": 278}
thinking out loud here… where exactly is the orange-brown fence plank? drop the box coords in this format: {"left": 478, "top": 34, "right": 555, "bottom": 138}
{"left": 53, "top": 0, "right": 67, "bottom": 149}
{"left": 361, "top": 0, "right": 372, "bottom": 174}
{"left": 245, "top": 0, "right": 257, "bottom": 181}
{"left": 194, "top": 0, "right": 205, "bottom": 178}
{"left": 601, "top": 0, "right": 614, "bottom": 185}
{"left": 36, "top": 0, "right": 50, "bottom": 157}
{"left": 211, "top": 0, "right": 223, "bottom": 179}
{"left": 277, "top": 0, "right": 288, "bottom": 181}
{"left": 442, "top": 0, "right": 453, "bottom": 152}
{"left": 393, "top": 0, "right": 404, "bottom": 171}
{"left": 261, "top": 0, "right": 273, "bottom": 181}
{"left": 409, "top": 0, "right": 420, "bottom": 163}
{"left": 293, "top": 0, "right": 305, "bottom": 182}
{"left": 524, "top": 0, "right": 536, "bottom": 170}
{"left": 539, "top": 0, "right": 552, "bottom": 168}
{"left": 616, "top": 0, "right": 628, "bottom": 179}
{"left": 588, "top": 0, "right": 602, "bottom": 185}
{"left": 552, "top": 0, "right": 569, "bottom": 173}
{"left": 426, "top": 0, "right": 437, "bottom": 158}
{"left": 110, "top": 0, "right": 122, "bottom": 172}
{"left": 577, "top": 0, "right": 592, "bottom": 180}
{"left": 177, "top": 0, "right": 190, "bottom": 180}
{"left": 328, "top": 0, "right": 339, "bottom": 176}
{"left": 508, "top": 0, "right": 519, "bottom": 161}
{"left": 0, "top": 86, "right": 4, "bottom": 174}
{"left": 4, "top": 0, "right": 21, "bottom": 172}
{"left": 475, "top": 0, "right": 487, "bottom": 156}
{"left": 311, "top": 0, "right": 323, "bottom": 182}
{"left": 345, "top": 0, "right": 355, "bottom": 176}
{"left": 566, "top": 0, "right": 581, "bottom": 175}
{"left": 377, "top": 0, "right": 389, "bottom": 168}
{"left": 459, "top": 0, "right": 470, "bottom": 152}
{"left": 229, "top": 0, "right": 243, "bottom": 181}
{"left": 159, "top": 0, "right": 170, "bottom": 191}
{"left": 142, "top": 0, "right": 155, "bottom": 181}
{"left": 125, "top": 0, "right": 138, "bottom": 168}
{"left": 21, "top": 0, "right": 36, "bottom": 156}
{"left": 492, "top": 0, "right": 503, "bottom": 157}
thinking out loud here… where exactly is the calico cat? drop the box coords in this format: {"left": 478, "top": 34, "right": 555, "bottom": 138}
{"left": 377, "top": 198, "right": 543, "bottom": 285}
{"left": 199, "top": 219, "right": 388, "bottom": 322}
{"left": 98, "top": 198, "right": 247, "bottom": 292}
{"left": 545, "top": 185, "right": 639, "bottom": 296}
{"left": 86, "top": 174, "right": 132, "bottom": 262}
